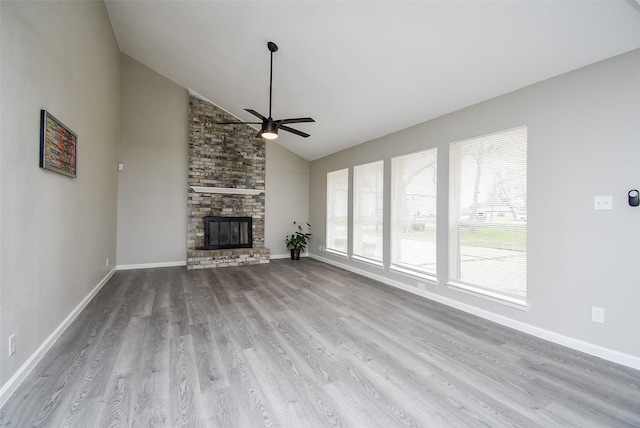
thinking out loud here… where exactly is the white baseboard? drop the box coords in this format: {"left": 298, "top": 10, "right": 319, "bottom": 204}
{"left": 309, "top": 253, "right": 640, "bottom": 371}
{"left": 116, "top": 260, "right": 186, "bottom": 270}
{"left": 270, "top": 253, "right": 290, "bottom": 260}
{"left": 270, "top": 252, "right": 309, "bottom": 260}
{"left": 0, "top": 268, "right": 117, "bottom": 408}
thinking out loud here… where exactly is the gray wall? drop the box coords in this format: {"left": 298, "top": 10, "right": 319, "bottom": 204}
{"left": 116, "top": 54, "right": 188, "bottom": 267}
{"left": 265, "top": 142, "right": 311, "bottom": 257}
{"left": 0, "top": 1, "right": 121, "bottom": 385}
{"left": 310, "top": 49, "right": 640, "bottom": 363}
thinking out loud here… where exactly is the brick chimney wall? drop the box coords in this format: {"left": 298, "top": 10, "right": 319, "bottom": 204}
{"left": 187, "top": 94, "right": 270, "bottom": 268}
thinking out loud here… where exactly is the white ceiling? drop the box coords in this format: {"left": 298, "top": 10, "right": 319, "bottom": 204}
{"left": 105, "top": 1, "right": 640, "bottom": 161}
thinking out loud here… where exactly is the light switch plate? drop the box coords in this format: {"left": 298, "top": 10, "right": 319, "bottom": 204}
{"left": 594, "top": 196, "right": 612, "bottom": 210}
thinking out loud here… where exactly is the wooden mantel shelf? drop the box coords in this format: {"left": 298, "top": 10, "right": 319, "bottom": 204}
{"left": 190, "top": 186, "right": 264, "bottom": 195}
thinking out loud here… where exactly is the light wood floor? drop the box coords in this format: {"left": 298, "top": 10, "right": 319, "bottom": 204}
{"left": 1, "top": 259, "right": 639, "bottom": 427}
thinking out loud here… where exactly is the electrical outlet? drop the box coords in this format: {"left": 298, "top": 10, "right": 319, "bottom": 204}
{"left": 592, "top": 306, "right": 605, "bottom": 324}
{"left": 417, "top": 282, "right": 426, "bottom": 290}
{"left": 106, "top": 257, "right": 109, "bottom": 267}
{"left": 8, "top": 334, "right": 16, "bottom": 356}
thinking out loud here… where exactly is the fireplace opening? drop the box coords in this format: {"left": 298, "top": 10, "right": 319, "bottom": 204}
{"left": 204, "top": 216, "right": 252, "bottom": 250}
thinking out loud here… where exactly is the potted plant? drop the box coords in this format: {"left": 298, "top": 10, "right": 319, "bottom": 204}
{"left": 284, "top": 221, "right": 312, "bottom": 260}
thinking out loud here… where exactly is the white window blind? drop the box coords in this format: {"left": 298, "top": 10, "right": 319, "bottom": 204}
{"left": 391, "top": 148, "right": 438, "bottom": 278}
{"left": 449, "top": 126, "right": 527, "bottom": 303}
{"left": 353, "top": 161, "right": 384, "bottom": 263}
{"left": 326, "top": 169, "right": 349, "bottom": 254}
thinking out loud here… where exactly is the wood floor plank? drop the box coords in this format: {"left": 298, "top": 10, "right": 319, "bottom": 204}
{"left": 2, "top": 260, "right": 640, "bottom": 427}
{"left": 320, "top": 381, "right": 378, "bottom": 427}
{"left": 416, "top": 349, "right": 542, "bottom": 426}
{"left": 130, "top": 270, "right": 156, "bottom": 318}
{"left": 190, "top": 323, "right": 230, "bottom": 393}
{"left": 243, "top": 346, "right": 326, "bottom": 427}
{"left": 216, "top": 330, "right": 278, "bottom": 427}
{"left": 169, "top": 335, "right": 204, "bottom": 426}
{"left": 96, "top": 373, "right": 130, "bottom": 428}
{"left": 126, "top": 348, "right": 171, "bottom": 427}
{"left": 112, "top": 315, "right": 151, "bottom": 375}
{"left": 182, "top": 271, "right": 210, "bottom": 326}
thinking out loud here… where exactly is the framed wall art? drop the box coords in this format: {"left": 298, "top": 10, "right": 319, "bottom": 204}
{"left": 40, "top": 109, "right": 77, "bottom": 177}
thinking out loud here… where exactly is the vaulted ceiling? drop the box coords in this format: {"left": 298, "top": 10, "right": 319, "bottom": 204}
{"left": 105, "top": 1, "right": 640, "bottom": 161}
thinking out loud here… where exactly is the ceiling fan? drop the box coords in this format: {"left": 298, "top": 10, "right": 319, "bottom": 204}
{"left": 218, "top": 41, "right": 315, "bottom": 139}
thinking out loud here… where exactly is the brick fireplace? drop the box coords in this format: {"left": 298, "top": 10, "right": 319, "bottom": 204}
{"left": 187, "top": 93, "right": 270, "bottom": 268}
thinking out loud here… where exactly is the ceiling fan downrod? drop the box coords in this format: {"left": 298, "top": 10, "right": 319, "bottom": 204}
{"left": 267, "top": 41, "right": 278, "bottom": 120}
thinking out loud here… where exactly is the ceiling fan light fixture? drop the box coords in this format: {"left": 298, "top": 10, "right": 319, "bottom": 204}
{"left": 261, "top": 121, "right": 278, "bottom": 140}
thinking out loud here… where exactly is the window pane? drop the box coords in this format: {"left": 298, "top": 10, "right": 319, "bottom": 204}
{"left": 449, "top": 126, "right": 527, "bottom": 300}
{"left": 326, "top": 169, "right": 348, "bottom": 253}
{"left": 353, "top": 161, "right": 384, "bottom": 262}
{"left": 391, "top": 148, "right": 437, "bottom": 277}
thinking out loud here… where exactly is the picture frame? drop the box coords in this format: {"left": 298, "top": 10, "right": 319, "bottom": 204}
{"left": 39, "top": 109, "right": 77, "bottom": 178}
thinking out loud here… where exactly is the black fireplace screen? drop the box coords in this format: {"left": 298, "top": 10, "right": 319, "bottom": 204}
{"left": 204, "top": 216, "right": 252, "bottom": 250}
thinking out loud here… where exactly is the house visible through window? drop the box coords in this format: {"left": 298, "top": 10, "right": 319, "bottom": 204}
{"left": 391, "top": 148, "right": 438, "bottom": 279}
{"left": 353, "top": 161, "right": 384, "bottom": 264}
{"left": 326, "top": 168, "right": 349, "bottom": 254}
{"left": 449, "top": 126, "right": 527, "bottom": 305}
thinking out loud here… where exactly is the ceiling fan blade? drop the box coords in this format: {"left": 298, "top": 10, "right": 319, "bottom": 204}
{"left": 280, "top": 125, "right": 310, "bottom": 138}
{"left": 278, "top": 117, "right": 315, "bottom": 125}
{"left": 216, "top": 121, "right": 262, "bottom": 125}
{"left": 245, "top": 109, "right": 268, "bottom": 121}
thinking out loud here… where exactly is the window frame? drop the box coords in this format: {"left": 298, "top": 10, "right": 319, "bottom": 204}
{"left": 390, "top": 148, "right": 438, "bottom": 280}
{"left": 352, "top": 160, "right": 384, "bottom": 265}
{"left": 448, "top": 126, "right": 528, "bottom": 308}
{"left": 326, "top": 168, "right": 349, "bottom": 256}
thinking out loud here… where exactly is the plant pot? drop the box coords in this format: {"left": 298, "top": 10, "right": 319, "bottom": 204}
{"left": 290, "top": 249, "right": 300, "bottom": 260}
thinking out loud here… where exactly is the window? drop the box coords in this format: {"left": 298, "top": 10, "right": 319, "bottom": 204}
{"left": 326, "top": 169, "right": 349, "bottom": 254}
{"left": 391, "top": 148, "right": 437, "bottom": 278}
{"left": 449, "top": 126, "right": 527, "bottom": 304}
{"left": 353, "top": 161, "right": 384, "bottom": 263}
